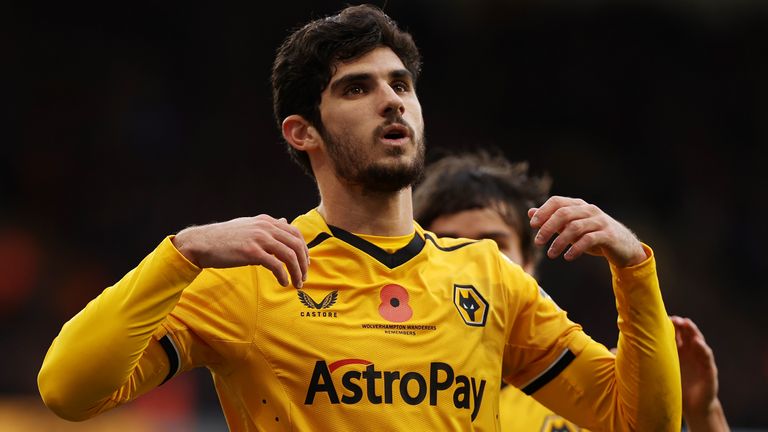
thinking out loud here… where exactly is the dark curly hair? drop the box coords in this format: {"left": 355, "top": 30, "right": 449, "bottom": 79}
{"left": 413, "top": 151, "right": 552, "bottom": 268}
{"left": 271, "top": 4, "right": 422, "bottom": 177}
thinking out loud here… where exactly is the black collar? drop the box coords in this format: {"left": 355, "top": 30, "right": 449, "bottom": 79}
{"left": 324, "top": 225, "right": 425, "bottom": 269}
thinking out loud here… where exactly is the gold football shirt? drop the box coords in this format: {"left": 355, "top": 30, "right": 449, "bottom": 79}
{"left": 39, "top": 209, "right": 680, "bottom": 431}
{"left": 499, "top": 384, "right": 585, "bottom": 431}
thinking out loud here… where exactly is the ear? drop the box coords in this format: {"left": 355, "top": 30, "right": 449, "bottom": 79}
{"left": 282, "top": 115, "right": 321, "bottom": 152}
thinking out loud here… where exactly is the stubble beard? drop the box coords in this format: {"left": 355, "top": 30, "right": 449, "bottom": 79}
{"left": 323, "top": 121, "right": 425, "bottom": 194}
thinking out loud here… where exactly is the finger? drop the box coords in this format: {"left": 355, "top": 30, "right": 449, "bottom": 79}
{"left": 675, "top": 327, "right": 683, "bottom": 349}
{"left": 674, "top": 319, "right": 697, "bottom": 346}
{"left": 670, "top": 318, "right": 687, "bottom": 347}
{"left": 546, "top": 216, "right": 602, "bottom": 258}
{"left": 272, "top": 219, "right": 310, "bottom": 276}
{"left": 262, "top": 238, "right": 304, "bottom": 289}
{"left": 670, "top": 315, "right": 695, "bottom": 330}
{"left": 527, "top": 207, "right": 538, "bottom": 222}
{"left": 684, "top": 317, "right": 706, "bottom": 340}
{"left": 534, "top": 200, "right": 595, "bottom": 246}
{"left": 681, "top": 318, "right": 714, "bottom": 359}
{"left": 563, "top": 231, "right": 605, "bottom": 261}
{"left": 253, "top": 214, "right": 280, "bottom": 224}
{"left": 672, "top": 315, "right": 697, "bottom": 341}
{"left": 288, "top": 224, "right": 311, "bottom": 278}
{"left": 529, "top": 196, "right": 586, "bottom": 229}
{"left": 255, "top": 250, "right": 290, "bottom": 287}
{"left": 688, "top": 335, "right": 712, "bottom": 359}
{"left": 269, "top": 225, "right": 309, "bottom": 283}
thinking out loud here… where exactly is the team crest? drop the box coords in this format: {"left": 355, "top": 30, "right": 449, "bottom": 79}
{"left": 541, "top": 415, "right": 581, "bottom": 431}
{"left": 453, "top": 284, "right": 488, "bottom": 327}
{"left": 298, "top": 290, "right": 338, "bottom": 310}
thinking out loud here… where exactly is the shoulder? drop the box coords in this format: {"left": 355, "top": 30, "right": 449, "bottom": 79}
{"left": 178, "top": 265, "right": 264, "bottom": 317}
{"left": 422, "top": 229, "right": 526, "bottom": 272}
{"left": 421, "top": 229, "right": 533, "bottom": 283}
{"left": 421, "top": 229, "right": 487, "bottom": 253}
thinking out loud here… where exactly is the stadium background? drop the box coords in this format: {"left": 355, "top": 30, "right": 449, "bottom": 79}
{"left": 2, "top": 0, "right": 767, "bottom": 430}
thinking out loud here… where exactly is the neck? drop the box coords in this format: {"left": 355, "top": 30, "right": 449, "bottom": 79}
{"left": 316, "top": 176, "right": 414, "bottom": 236}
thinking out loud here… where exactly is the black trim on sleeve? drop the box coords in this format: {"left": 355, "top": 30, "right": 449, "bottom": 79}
{"left": 306, "top": 232, "right": 331, "bottom": 249}
{"left": 158, "top": 335, "right": 180, "bottom": 385}
{"left": 424, "top": 233, "right": 477, "bottom": 252}
{"left": 521, "top": 349, "right": 576, "bottom": 395}
{"left": 327, "top": 225, "right": 425, "bottom": 269}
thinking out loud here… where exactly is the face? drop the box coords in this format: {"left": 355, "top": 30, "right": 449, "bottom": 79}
{"left": 428, "top": 207, "right": 531, "bottom": 273}
{"left": 317, "top": 46, "right": 425, "bottom": 193}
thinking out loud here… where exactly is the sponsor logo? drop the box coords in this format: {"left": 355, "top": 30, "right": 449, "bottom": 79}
{"left": 378, "top": 284, "right": 412, "bottom": 323}
{"left": 305, "top": 359, "right": 486, "bottom": 421}
{"left": 453, "top": 285, "right": 488, "bottom": 327}
{"left": 298, "top": 290, "right": 339, "bottom": 318}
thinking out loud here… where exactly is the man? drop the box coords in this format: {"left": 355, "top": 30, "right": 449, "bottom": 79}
{"left": 38, "top": 5, "right": 681, "bottom": 430}
{"left": 414, "top": 151, "right": 729, "bottom": 432}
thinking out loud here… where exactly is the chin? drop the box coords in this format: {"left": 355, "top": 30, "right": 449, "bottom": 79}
{"left": 358, "top": 160, "right": 423, "bottom": 193}
{"left": 382, "top": 146, "right": 408, "bottom": 157}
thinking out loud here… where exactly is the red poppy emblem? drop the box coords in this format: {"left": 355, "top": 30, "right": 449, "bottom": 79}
{"left": 378, "top": 284, "right": 412, "bottom": 323}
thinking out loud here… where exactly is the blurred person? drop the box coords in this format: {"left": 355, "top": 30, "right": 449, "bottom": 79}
{"left": 38, "top": 5, "right": 681, "bottom": 431}
{"left": 414, "top": 151, "right": 729, "bottom": 432}
{"left": 671, "top": 316, "right": 730, "bottom": 432}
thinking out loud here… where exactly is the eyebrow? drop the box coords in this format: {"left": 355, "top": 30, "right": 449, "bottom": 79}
{"left": 389, "top": 69, "right": 413, "bottom": 82}
{"left": 329, "top": 69, "right": 413, "bottom": 94}
{"left": 476, "top": 232, "right": 510, "bottom": 242}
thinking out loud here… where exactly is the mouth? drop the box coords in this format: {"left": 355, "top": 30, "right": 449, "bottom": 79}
{"left": 379, "top": 124, "right": 411, "bottom": 145}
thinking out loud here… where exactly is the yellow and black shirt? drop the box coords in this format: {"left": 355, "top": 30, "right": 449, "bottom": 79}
{"left": 499, "top": 384, "right": 585, "bottom": 431}
{"left": 39, "top": 209, "right": 681, "bottom": 431}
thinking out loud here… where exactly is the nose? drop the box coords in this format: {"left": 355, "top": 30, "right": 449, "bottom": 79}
{"left": 378, "top": 84, "right": 405, "bottom": 118}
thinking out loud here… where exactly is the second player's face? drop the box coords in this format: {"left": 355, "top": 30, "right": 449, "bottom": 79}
{"left": 317, "top": 46, "right": 425, "bottom": 191}
{"left": 428, "top": 207, "right": 531, "bottom": 274}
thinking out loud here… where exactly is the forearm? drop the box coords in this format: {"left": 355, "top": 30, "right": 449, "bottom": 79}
{"left": 611, "top": 245, "right": 682, "bottom": 430}
{"left": 531, "top": 246, "right": 681, "bottom": 430}
{"left": 38, "top": 237, "right": 200, "bottom": 420}
{"left": 685, "top": 399, "right": 730, "bottom": 432}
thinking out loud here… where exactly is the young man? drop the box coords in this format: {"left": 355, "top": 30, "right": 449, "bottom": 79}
{"left": 414, "top": 151, "right": 729, "bottom": 432}
{"left": 38, "top": 5, "right": 681, "bottom": 431}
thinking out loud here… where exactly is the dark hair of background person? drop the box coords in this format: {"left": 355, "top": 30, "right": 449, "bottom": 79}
{"left": 271, "top": 4, "right": 423, "bottom": 177}
{"left": 413, "top": 151, "right": 552, "bottom": 268}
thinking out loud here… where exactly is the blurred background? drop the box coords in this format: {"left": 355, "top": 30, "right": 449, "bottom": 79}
{"left": 2, "top": 0, "right": 767, "bottom": 430}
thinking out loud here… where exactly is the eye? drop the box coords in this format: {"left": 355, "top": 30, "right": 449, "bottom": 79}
{"left": 344, "top": 85, "right": 366, "bottom": 96}
{"left": 392, "top": 81, "right": 410, "bottom": 93}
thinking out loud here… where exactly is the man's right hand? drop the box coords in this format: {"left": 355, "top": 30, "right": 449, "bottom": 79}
{"left": 172, "top": 215, "right": 309, "bottom": 288}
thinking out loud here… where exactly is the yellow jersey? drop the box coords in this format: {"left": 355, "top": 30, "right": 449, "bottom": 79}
{"left": 499, "top": 384, "right": 585, "bottom": 431}
{"left": 39, "top": 209, "right": 681, "bottom": 431}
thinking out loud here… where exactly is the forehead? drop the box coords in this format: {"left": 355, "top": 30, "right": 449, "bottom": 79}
{"left": 429, "top": 208, "right": 516, "bottom": 239}
{"left": 329, "top": 46, "right": 407, "bottom": 81}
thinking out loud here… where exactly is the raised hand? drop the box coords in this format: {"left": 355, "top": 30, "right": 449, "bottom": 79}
{"left": 671, "top": 316, "right": 729, "bottom": 431}
{"left": 172, "top": 215, "right": 309, "bottom": 288}
{"left": 528, "top": 196, "right": 647, "bottom": 267}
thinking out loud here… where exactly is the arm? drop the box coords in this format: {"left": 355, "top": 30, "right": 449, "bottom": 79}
{"left": 38, "top": 215, "right": 309, "bottom": 421}
{"left": 526, "top": 196, "right": 682, "bottom": 430}
{"left": 671, "top": 316, "right": 730, "bottom": 432}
